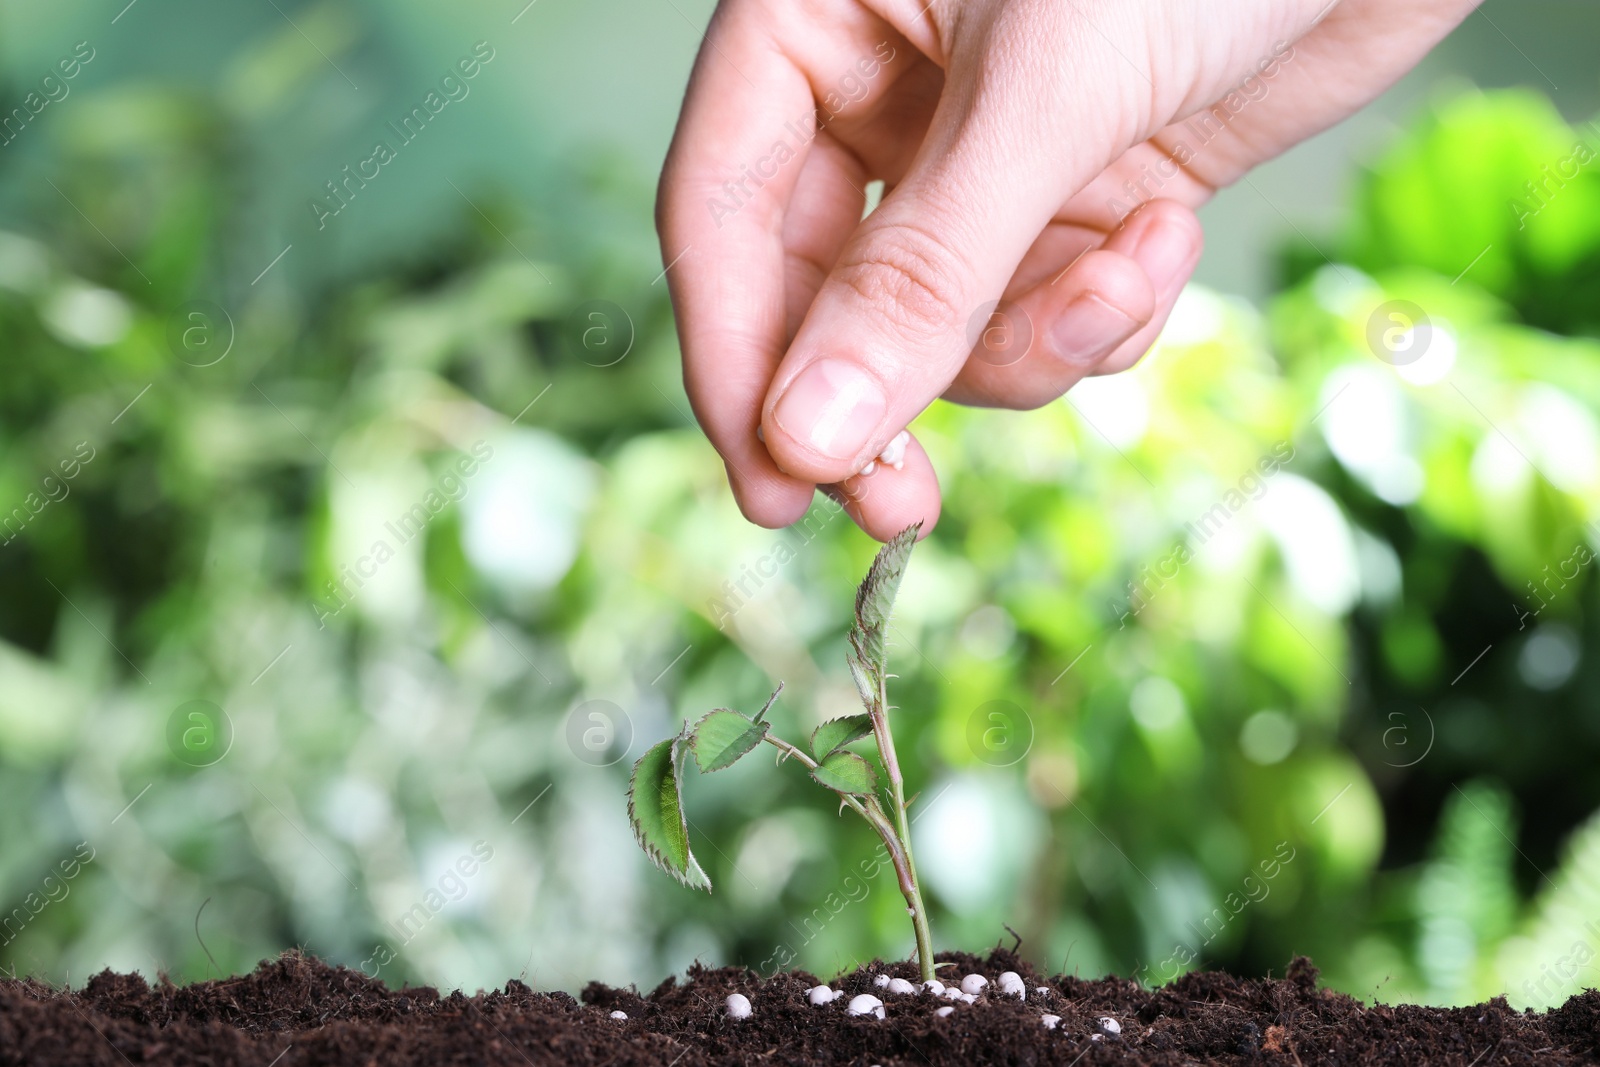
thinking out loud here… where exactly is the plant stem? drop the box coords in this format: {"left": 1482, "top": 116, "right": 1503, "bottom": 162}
{"left": 761, "top": 734, "right": 900, "bottom": 853}
{"left": 760, "top": 733, "right": 871, "bottom": 821}
{"left": 762, "top": 729, "right": 931, "bottom": 978}
{"left": 868, "top": 675, "right": 935, "bottom": 982}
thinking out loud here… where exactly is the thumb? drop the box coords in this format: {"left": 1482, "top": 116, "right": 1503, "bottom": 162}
{"left": 759, "top": 59, "right": 1082, "bottom": 482}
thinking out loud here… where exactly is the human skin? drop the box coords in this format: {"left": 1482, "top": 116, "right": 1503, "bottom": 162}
{"left": 657, "top": 0, "right": 1481, "bottom": 540}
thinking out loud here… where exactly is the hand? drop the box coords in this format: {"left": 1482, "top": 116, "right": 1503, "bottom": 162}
{"left": 657, "top": 0, "right": 1478, "bottom": 540}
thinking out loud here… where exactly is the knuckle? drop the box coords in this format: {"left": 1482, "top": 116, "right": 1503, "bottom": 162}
{"left": 834, "top": 221, "right": 969, "bottom": 336}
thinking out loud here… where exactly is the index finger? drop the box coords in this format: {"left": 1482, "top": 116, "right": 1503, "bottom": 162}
{"left": 656, "top": 4, "right": 819, "bottom": 527}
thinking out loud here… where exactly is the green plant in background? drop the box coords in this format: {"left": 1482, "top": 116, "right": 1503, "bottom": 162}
{"left": 628, "top": 524, "right": 939, "bottom": 980}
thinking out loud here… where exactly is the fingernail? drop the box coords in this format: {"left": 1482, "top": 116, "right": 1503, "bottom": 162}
{"left": 1132, "top": 219, "right": 1198, "bottom": 296}
{"left": 1048, "top": 293, "right": 1138, "bottom": 366}
{"left": 771, "top": 359, "right": 886, "bottom": 461}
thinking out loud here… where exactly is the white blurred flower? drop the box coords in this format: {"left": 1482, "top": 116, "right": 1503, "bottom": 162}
{"left": 1394, "top": 324, "right": 1456, "bottom": 386}
{"left": 462, "top": 431, "right": 595, "bottom": 594}
{"left": 1518, "top": 384, "right": 1600, "bottom": 493}
{"left": 42, "top": 283, "right": 132, "bottom": 348}
{"left": 1255, "top": 475, "right": 1360, "bottom": 615}
{"left": 1319, "top": 366, "right": 1423, "bottom": 505}
{"left": 0, "top": 231, "right": 50, "bottom": 294}
{"left": 1068, "top": 373, "right": 1148, "bottom": 450}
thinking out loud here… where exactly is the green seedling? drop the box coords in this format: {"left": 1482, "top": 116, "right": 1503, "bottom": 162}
{"left": 627, "top": 523, "right": 935, "bottom": 980}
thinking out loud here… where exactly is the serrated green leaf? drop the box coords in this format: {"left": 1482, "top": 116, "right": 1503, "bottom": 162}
{"left": 810, "top": 750, "right": 878, "bottom": 795}
{"left": 692, "top": 709, "right": 770, "bottom": 772}
{"left": 626, "top": 730, "right": 710, "bottom": 891}
{"left": 811, "top": 714, "right": 873, "bottom": 760}
{"left": 846, "top": 523, "right": 921, "bottom": 713}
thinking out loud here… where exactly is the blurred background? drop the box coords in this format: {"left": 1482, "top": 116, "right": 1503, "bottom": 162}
{"left": 3, "top": 0, "right": 1600, "bottom": 1011}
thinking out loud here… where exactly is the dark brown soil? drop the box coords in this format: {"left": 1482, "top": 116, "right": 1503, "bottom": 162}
{"left": 1, "top": 950, "right": 1595, "bottom": 1065}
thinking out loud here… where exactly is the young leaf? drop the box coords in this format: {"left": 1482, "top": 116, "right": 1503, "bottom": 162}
{"left": 810, "top": 750, "right": 878, "bottom": 795}
{"left": 626, "top": 730, "right": 711, "bottom": 891}
{"left": 846, "top": 655, "right": 875, "bottom": 714}
{"left": 752, "top": 682, "right": 784, "bottom": 724}
{"left": 810, "top": 714, "right": 873, "bottom": 760}
{"left": 846, "top": 523, "right": 922, "bottom": 712}
{"left": 692, "top": 709, "right": 770, "bottom": 772}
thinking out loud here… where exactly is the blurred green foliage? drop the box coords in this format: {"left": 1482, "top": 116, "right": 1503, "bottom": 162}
{"left": 3, "top": 33, "right": 1600, "bottom": 1013}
